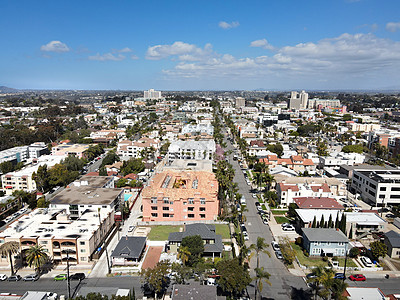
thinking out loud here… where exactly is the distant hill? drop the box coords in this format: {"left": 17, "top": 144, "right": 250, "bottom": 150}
{"left": 0, "top": 86, "right": 19, "bottom": 93}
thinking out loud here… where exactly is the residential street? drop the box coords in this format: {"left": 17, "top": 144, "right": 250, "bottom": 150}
{"left": 224, "top": 133, "right": 308, "bottom": 299}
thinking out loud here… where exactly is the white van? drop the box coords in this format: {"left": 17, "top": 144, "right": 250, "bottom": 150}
{"left": 240, "top": 196, "right": 246, "bottom": 205}
{"left": 361, "top": 256, "right": 373, "bottom": 268}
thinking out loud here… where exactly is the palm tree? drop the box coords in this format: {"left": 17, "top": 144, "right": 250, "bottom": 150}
{"left": 0, "top": 241, "right": 19, "bottom": 275}
{"left": 253, "top": 172, "right": 263, "bottom": 191}
{"left": 177, "top": 246, "right": 191, "bottom": 266}
{"left": 25, "top": 244, "right": 49, "bottom": 274}
{"left": 253, "top": 267, "right": 271, "bottom": 300}
{"left": 263, "top": 172, "right": 275, "bottom": 191}
{"left": 249, "top": 237, "right": 271, "bottom": 270}
{"left": 330, "top": 278, "right": 348, "bottom": 300}
{"left": 307, "top": 266, "right": 333, "bottom": 300}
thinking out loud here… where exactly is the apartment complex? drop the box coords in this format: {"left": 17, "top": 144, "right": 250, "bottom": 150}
{"left": 51, "top": 143, "right": 90, "bottom": 158}
{"left": 141, "top": 171, "right": 219, "bottom": 222}
{"left": 259, "top": 155, "right": 316, "bottom": 174}
{"left": 351, "top": 168, "right": 400, "bottom": 206}
{"left": 144, "top": 89, "right": 162, "bottom": 100}
{"left": 117, "top": 138, "right": 160, "bottom": 159}
{"left": 168, "top": 140, "right": 216, "bottom": 163}
{"left": 1, "top": 155, "right": 65, "bottom": 195}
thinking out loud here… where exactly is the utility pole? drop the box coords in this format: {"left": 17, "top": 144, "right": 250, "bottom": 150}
{"left": 343, "top": 244, "right": 348, "bottom": 282}
{"left": 66, "top": 250, "right": 71, "bottom": 300}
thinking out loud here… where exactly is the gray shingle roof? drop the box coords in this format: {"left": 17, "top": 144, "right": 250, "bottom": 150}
{"left": 172, "top": 283, "right": 216, "bottom": 300}
{"left": 111, "top": 236, "right": 146, "bottom": 259}
{"left": 302, "top": 228, "right": 349, "bottom": 243}
{"left": 385, "top": 230, "right": 400, "bottom": 248}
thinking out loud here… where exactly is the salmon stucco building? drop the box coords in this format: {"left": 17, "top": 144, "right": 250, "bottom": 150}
{"left": 141, "top": 171, "right": 219, "bottom": 222}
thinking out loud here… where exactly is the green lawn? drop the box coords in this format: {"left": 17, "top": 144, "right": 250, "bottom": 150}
{"left": 271, "top": 210, "right": 287, "bottom": 215}
{"left": 274, "top": 216, "right": 290, "bottom": 224}
{"left": 291, "top": 242, "right": 329, "bottom": 268}
{"left": 291, "top": 243, "right": 357, "bottom": 268}
{"left": 215, "top": 224, "right": 231, "bottom": 239}
{"left": 147, "top": 225, "right": 183, "bottom": 240}
{"left": 261, "top": 204, "right": 267, "bottom": 211}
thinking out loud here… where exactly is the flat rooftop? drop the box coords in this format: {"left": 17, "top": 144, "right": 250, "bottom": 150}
{"left": 0, "top": 207, "right": 111, "bottom": 240}
{"left": 162, "top": 159, "right": 213, "bottom": 172}
{"left": 72, "top": 176, "right": 113, "bottom": 188}
{"left": 3, "top": 155, "right": 65, "bottom": 177}
{"left": 51, "top": 186, "right": 123, "bottom": 205}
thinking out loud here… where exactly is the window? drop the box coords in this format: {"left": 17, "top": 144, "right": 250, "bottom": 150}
{"left": 80, "top": 241, "right": 85, "bottom": 245}
{"left": 200, "top": 207, "right": 206, "bottom": 211}
{"left": 326, "top": 242, "right": 331, "bottom": 246}
{"left": 102, "top": 205, "right": 107, "bottom": 208}
{"left": 151, "top": 213, "right": 158, "bottom": 217}
{"left": 163, "top": 213, "right": 169, "bottom": 218}
{"left": 183, "top": 202, "right": 187, "bottom": 205}
{"left": 200, "top": 198, "right": 206, "bottom": 205}
{"left": 170, "top": 214, "right": 174, "bottom": 218}
{"left": 188, "top": 214, "right": 195, "bottom": 218}
{"left": 163, "top": 207, "right": 169, "bottom": 211}
{"left": 200, "top": 214, "right": 206, "bottom": 218}
{"left": 41, "top": 241, "right": 48, "bottom": 245}
{"left": 163, "top": 197, "right": 169, "bottom": 204}
{"left": 188, "top": 198, "right": 194, "bottom": 204}
{"left": 188, "top": 207, "right": 194, "bottom": 211}
{"left": 151, "top": 197, "right": 157, "bottom": 204}
{"left": 151, "top": 206, "right": 158, "bottom": 210}
{"left": 81, "top": 257, "right": 86, "bottom": 261}
{"left": 380, "top": 186, "right": 387, "bottom": 191}
{"left": 80, "top": 249, "right": 86, "bottom": 253}
{"left": 392, "top": 187, "right": 400, "bottom": 192}
{"left": 338, "top": 242, "right": 344, "bottom": 246}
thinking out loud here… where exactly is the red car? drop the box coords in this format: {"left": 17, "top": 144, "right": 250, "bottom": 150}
{"left": 349, "top": 274, "right": 366, "bottom": 281}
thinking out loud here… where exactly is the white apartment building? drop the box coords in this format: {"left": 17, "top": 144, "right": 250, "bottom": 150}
{"left": 277, "top": 182, "right": 334, "bottom": 207}
{"left": 348, "top": 122, "right": 380, "bottom": 133}
{"left": 144, "top": 89, "right": 162, "bottom": 100}
{"left": 235, "top": 97, "right": 245, "bottom": 108}
{"left": 1, "top": 155, "right": 65, "bottom": 195}
{"left": 307, "top": 99, "right": 341, "bottom": 109}
{"left": 181, "top": 124, "right": 214, "bottom": 136}
{"left": 117, "top": 138, "right": 160, "bottom": 159}
{"left": 0, "top": 146, "right": 29, "bottom": 164}
{"left": 289, "top": 91, "right": 308, "bottom": 110}
{"left": 168, "top": 140, "right": 216, "bottom": 163}
{"left": 319, "top": 152, "right": 366, "bottom": 170}
{"left": 351, "top": 169, "right": 400, "bottom": 206}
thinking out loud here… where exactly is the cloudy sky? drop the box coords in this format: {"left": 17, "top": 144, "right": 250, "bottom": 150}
{"left": 1, "top": 0, "right": 400, "bottom": 90}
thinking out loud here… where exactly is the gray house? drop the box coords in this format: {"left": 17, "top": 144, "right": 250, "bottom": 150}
{"left": 302, "top": 228, "right": 349, "bottom": 257}
{"left": 384, "top": 230, "right": 400, "bottom": 259}
{"left": 168, "top": 223, "right": 223, "bottom": 259}
{"left": 111, "top": 236, "right": 146, "bottom": 266}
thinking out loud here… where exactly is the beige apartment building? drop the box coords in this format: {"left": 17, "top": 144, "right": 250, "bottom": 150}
{"left": 0, "top": 186, "right": 123, "bottom": 266}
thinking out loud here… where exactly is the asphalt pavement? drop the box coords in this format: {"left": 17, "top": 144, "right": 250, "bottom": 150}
{"left": 223, "top": 133, "right": 308, "bottom": 300}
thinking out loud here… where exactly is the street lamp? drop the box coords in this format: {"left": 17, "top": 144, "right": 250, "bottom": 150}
{"left": 98, "top": 207, "right": 111, "bottom": 274}
{"left": 65, "top": 250, "right": 72, "bottom": 300}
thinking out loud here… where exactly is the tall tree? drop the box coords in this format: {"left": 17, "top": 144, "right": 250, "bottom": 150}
{"left": 140, "top": 260, "right": 170, "bottom": 299}
{"left": 25, "top": 244, "right": 49, "bottom": 274}
{"left": 32, "top": 164, "right": 50, "bottom": 193}
{"left": 216, "top": 258, "right": 251, "bottom": 298}
{"left": 250, "top": 237, "right": 271, "bottom": 270}
{"left": 0, "top": 241, "right": 19, "bottom": 275}
{"left": 370, "top": 241, "right": 388, "bottom": 259}
{"left": 253, "top": 267, "right": 271, "bottom": 300}
{"left": 181, "top": 235, "right": 204, "bottom": 267}
{"left": 177, "top": 246, "right": 191, "bottom": 266}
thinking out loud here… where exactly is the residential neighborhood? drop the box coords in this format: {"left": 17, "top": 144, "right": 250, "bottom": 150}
{"left": 1, "top": 89, "right": 400, "bottom": 300}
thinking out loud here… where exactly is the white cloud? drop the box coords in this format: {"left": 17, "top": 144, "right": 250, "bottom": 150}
{"left": 146, "top": 41, "right": 214, "bottom": 61}
{"left": 161, "top": 33, "right": 400, "bottom": 85}
{"left": 386, "top": 22, "right": 400, "bottom": 32}
{"left": 40, "top": 41, "right": 70, "bottom": 53}
{"left": 113, "top": 47, "right": 132, "bottom": 53}
{"left": 131, "top": 54, "right": 139, "bottom": 60}
{"left": 88, "top": 53, "right": 126, "bottom": 61}
{"left": 250, "top": 39, "right": 275, "bottom": 50}
{"left": 218, "top": 21, "right": 240, "bottom": 29}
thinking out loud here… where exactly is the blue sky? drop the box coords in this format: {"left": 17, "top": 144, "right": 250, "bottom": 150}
{"left": 1, "top": 0, "right": 400, "bottom": 90}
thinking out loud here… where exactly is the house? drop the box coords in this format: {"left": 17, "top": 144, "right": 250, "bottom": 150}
{"left": 111, "top": 236, "right": 147, "bottom": 266}
{"left": 293, "top": 197, "right": 344, "bottom": 210}
{"left": 51, "top": 143, "right": 90, "bottom": 158}
{"left": 302, "top": 228, "right": 349, "bottom": 257}
{"left": 168, "top": 223, "right": 223, "bottom": 259}
{"left": 384, "top": 230, "right": 400, "bottom": 259}
{"left": 171, "top": 283, "right": 217, "bottom": 300}
{"left": 344, "top": 287, "right": 386, "bottom": 300}
{"left": 167, "top": 140, "right": 216, "bottom": 163}
{"left": 117, "top": 137, "right": 160, "bottom": 159}
{"left": 259, "top": 155, "right": 316, "bottom": 174}
{"left": 141, "top": 171, "right": 219, "bottom": 222}
{"left": 277, "top": 182, "right": 333, "bottom": 207}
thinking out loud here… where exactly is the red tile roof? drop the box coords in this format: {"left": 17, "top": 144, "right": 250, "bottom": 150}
{"left": 294, "top": 197, "right": 344, "bottom": 209}
{"left": 310, "top": 183, "right": 331, "bottom": 193}
{"left": 279, "top": 183, "right": 299, "bottom": 192}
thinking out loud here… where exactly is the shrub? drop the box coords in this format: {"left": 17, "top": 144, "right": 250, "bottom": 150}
{"left": 322, "top": 256, "right": 329, "bottom": 262}
{"left": 349, "top": 247, "right": 360, "bottom": 258}
{"left": 303, "top": 249, "right": 309, "bottom": 257}
{"left": 295, "top": 237, "right": 303, "bottom": 245}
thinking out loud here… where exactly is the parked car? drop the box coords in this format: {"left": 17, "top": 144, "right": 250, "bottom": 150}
{"left": 262, "top": 217, "right": 268, "bottom": 225}
{"left": 54, "top": 274, "right": 67, "bottom": 281}
{"left": 0, "top": 274, "right": 7, "bottom": 281}
{"left": 349, "top": 274, "right": 366, "bottom": 281}
{"left": 70, "top": 273, "right": 85, "bottom": 281}
{"left": 271, "top": 241, "right": 280, "bottom": 251}
{"left": 281, "top": 223, "right": 291, "bottom": 228}
{"left": 243, "top": 231, "right": 249, "bottom": 241}
{"left": 386, "top": 213, "right": 396, "bottom": 218}
{"left": 275, "top": 250, "right": 283, "bottom": 259}
{"left": 360, "top": 256, "right": 373, "bottom": 268}
{"left": 23, "top": 274, "right": 39, "bottom": 281}
{"left": 282, "top": 225, "right": 295, "bottom": 231}
{"left": 8, "top": 275, "right": 21, "bottom": 281}
{"left": 334, "top": 273, "right": 345, "bottom": 280}
{"left": 128, "top": 225, "right": 135, "bottom": 232}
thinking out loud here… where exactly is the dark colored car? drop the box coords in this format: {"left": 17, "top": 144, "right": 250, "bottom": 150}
{"left": 8, "top": 275, "right": 21, "bottom": 281}
{"left": 70, "top": 273, "right": 85, "bottom": 281}
{"left": 334, "top": 273, "right": 345, "bottom": 280}
{"left": 349, "top": 274, "right": 366, "bottom": 281}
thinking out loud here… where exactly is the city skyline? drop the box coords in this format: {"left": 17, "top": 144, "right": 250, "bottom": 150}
{"left": 1, "top": 0, "right": 400, "bottom": 91}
